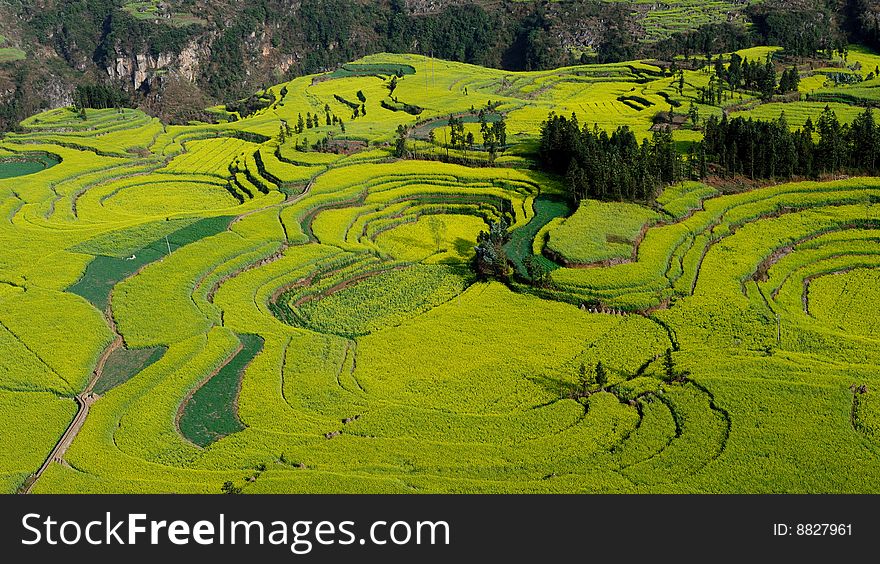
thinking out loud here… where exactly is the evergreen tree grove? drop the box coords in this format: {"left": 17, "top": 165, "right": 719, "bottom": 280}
{"left": 538, "top": 112, "right": 688, "bottom": 205}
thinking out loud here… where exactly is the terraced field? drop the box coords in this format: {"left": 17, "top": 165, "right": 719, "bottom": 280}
{"left": 2, "top": 50, "right": 880, "bottom": 494}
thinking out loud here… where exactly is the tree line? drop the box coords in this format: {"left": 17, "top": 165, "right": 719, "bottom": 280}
{"left": 538, "top": 113, "right": 686, "bottom": 203}
{"left": 703, "top": 54, "right": 800, "bottom": 102}
{"left": 540, "top": 105, "right": 880, "bottom": 205}
{"left": 703, "top": 106, "right": 880, "bottom": 179}
{"left": 73, "top": 84, "right": 130, "bottom": 110}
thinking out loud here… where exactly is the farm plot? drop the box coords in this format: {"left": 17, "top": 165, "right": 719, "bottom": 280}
{"left": 546, "top": 200, "right": 659, "bottom": 265}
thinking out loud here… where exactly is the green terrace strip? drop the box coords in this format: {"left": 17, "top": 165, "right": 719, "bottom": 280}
{"left": 545, "top": 200, "right": 660, "bottom": 266}
{"left": 505, "top": 195, "right": 571, "bottom": 278}
{"left": 178, "top": 333, "right": 265, "bottom": 447}
{"left": 326, "top": 63, "right": 417, "bottom": 80}
{"left": 93, "top": 346, "right": 166, "bottom": 396}
{"left": 0, "top": 153, "right": 60, "bottom": 179}
{"left": 68, "top": 216, "right": 234, "bottom": 310}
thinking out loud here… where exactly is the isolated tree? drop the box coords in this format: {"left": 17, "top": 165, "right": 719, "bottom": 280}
{"left": 388, "top": 75, "right": 398, "bottom": 96}
{"left": 394, "top": 124, "right": 408, "bottom": 157}
{"left": 296, "top": 113, "right": 305, "bottom": 133}
{"left": 596, "top": 361, "right": 608, "bottom": 391}
{"left": 427, "top": 215, "right": 446, "bottom": 252}
{"left": 578, "top": 363, "right": 590, "bottom": 396}
{"left": 473, "top": 216, "right": 512, "bottom": 279}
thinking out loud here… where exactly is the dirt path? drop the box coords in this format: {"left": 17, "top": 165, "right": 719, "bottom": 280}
{"left": 20, "top": 328, "right": 122, "bottom": 494}
{"left": 21, "top": 188, "right": 292, "bottom": 493}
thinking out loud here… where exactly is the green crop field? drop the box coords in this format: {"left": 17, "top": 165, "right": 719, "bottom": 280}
{"left": 3, "top": 44, "right": 880, "bottom": 495}
{"left": 0, "top": 34, "right": 25, "bottom": 63}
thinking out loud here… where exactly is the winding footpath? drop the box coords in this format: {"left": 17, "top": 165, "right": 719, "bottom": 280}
{"left": 20, "top": 313, "right": 122, "bottom": 494}
{"left": 20, "top": 179, "right": 315, "bottom": 494}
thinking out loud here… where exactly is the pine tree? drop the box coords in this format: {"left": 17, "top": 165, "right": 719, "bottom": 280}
{"left": 595, "top": 362, "right": 608, "bottom": 391}
{"left": 394, "top": 124, "right": 407, "bottom": 158}
{"left": 688, "top": 101, "right": 699, "bottom": 127}
{"left": 578, "top": 363, "right": 589, "bottom": 396}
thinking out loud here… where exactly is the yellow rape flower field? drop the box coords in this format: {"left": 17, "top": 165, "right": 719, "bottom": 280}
{"left": 1, "top": 52, "right": 880, "bottom": 494}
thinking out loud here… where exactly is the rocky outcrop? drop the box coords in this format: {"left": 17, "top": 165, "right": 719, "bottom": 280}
{"left": 106, "top": 38, "right": 209, "bottom": 92}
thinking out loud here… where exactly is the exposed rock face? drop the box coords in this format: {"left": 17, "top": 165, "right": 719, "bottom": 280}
{"left": 40, "top": 77, "right": 74, "bottom": 108}
{"left": 405, "top": 0, "right": 473, "bottom": 16}
{"left": 107, "top": 39, "right": 208, "bottom": 91}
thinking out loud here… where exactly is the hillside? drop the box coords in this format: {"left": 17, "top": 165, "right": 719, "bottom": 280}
{"left": 3, "top": 44, "right": 880, "bottom": 493}
{"left": 0, "top": 0, "right": 846, "bottom": 131}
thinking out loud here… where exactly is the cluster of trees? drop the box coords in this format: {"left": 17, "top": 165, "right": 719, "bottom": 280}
{"left": 479, "top": 109, "right": 507, "bottom": 161}
{"left": 538, "top": 113, "right": 686, "bottom": 203}
{"left": 703, "top": 107, "right": 880, "bottom": 179}
{"left": 279, "top": 105, "right": 347, "bottom": 149}
{"left": 447, "top": 115, "right": 473, "bottom": 151}
{"left": 473, "top": 216, "right": 513, "bottom": 280}
{"left": 570, "top": 362, "right": 608, "bottom": 399}
{"left": 540, "top": 106, "right": 880, "bottom": 201}
{"left": 748, "top": 6, "right": 839, "bottom": 58}
{"left": 846, "top": 0, "right": 880, "bottom": 53}
{"left": 652, "top": 23, "right": 753, "bottom": 62}
{"left": 442, "top": 110, "right": 508, "bottom": 161}
{"left": 292, "top": 134, "right": 333, "bottom": 153}
{"left": 293, "top": 106, "right": 344, "bottom": 134}
{"left": 73, "top": 84, "right": 130, "bottom": 110}
{"left": 568, "top": 349, "right": 688, "bottom": 401}
{"left": 224, "top": 93, "right": 273, "bottom": 118}
{"left": 698, "top": 55, "right": 800, "bottom": 104}
{"left": 778, "top": 67, "right": 802, "bottom": 93}
{"left": 632, "top": 6, "right": 840, "bottom": 65}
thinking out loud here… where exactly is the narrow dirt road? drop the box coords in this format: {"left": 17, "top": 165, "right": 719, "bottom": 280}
{"left": 20, "top": 331, "right": 122, "bottom": 493}
{"left": 21, "top": 185, "right": 309, "bottom": 493}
